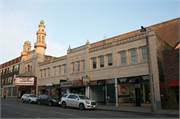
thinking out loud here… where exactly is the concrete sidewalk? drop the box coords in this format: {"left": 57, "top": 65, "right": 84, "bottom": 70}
{"left": 1, "top": 97, "right": 179, "bottom": 116}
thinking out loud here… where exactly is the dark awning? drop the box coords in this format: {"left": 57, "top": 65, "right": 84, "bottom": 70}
{"left": 169, "top": 80, "right": 179, "bottom": 87}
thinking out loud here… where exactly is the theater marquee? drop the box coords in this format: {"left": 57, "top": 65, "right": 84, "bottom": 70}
{"left": 13, "top": 77, "right": 35, "bottom": 86}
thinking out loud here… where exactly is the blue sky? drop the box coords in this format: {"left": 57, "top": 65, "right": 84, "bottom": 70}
{"left": 0, "top": 0, "right": 179, "bottom": 64}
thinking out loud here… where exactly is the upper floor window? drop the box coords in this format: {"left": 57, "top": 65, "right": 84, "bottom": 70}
{"left": 77, "top": 61, "right": 80, "bottom": 72}
{"left": 8, "top": 77, "right": 12, "bottom": 83}
{"left": 59, "top": 66, "right": 61, "bottom": 75}
{"left": 130, "top": 49, "right": 137, "bottom": 63}
{"left": 64, "top": 64, "right": 67, "bottom": 74}
{"left": 100, "top": 56, "right": 104, "bottom": 68}
{"left": 120, "top": 51, "right": 126, "bottom": 64}
{"left": 5, "top": 78, "right": 8, "bottom": 84}
{"left": 83, "top": 60, "right": 85, "bottom": 70}
{"left": 2, "top": 79, "right": 4, "bottom": 84}
{"left": 72, "top": 63, "right": 75, "bottom": 73}
{"left": 48, "top": 68, "right": 50, "bottom": 76}
{"left": 41, "top": 70, "right": 43, "bottom": 77}
{"left": 92, "top": 58, "right": 96, "bottom": 69}
{"left": 54, "top": 67, "right": 57, "bottom": 76}
{"left": 39, "top": 36, "right": 41, "bottom": 42}
{"left": 141, "top": 47, "right": 148, "bottom": 61}
{"left": 44, "top": 69, "right": 46, "bottom": 77}
{"left": 10, "top": 67, "right": 13, "bottom": 73}
{"left": 108, "top": 54, "right": 113, "bottom": 66}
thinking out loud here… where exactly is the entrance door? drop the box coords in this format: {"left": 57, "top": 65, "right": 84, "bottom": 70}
{"left": 135, "top": 88, "right": 141, "bottom": 106}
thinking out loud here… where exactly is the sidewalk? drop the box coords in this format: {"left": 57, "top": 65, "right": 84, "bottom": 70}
{"left": 1, "top": 97, "right": 179, "bottom": 116}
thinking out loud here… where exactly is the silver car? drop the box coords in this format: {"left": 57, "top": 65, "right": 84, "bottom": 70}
{"left": 21, "top": 94, "right": 37, "bottom": 104}
{"left": 60, "top": 93, "right": 97, "bottom": 110}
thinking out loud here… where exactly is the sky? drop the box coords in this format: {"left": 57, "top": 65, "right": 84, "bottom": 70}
{"left": 0, "top": 0, "right": 179, "bottom": 64}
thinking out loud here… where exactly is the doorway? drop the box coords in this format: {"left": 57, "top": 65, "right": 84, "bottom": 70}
{"left": 135, "top": 88, "right": 141, "bottom": 106}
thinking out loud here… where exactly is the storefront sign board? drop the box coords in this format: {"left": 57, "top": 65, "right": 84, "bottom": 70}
{"left": 142, "top": 76, "right": 149, "bottom": 80}
{"left": 90, "top": 81, "right": 97, "bottom": 85}
{"left": 119, "top": 78, "right": 127, "bottom": 83}
{"left": 13, "top": 77, "right": 34, "bottom": 86}
{"left": 61, "top": 82, "right": 73, "bottom": 87}
{"left": 82, "top": 77, "right": 89, "bottom": 86}
{"left": 73, "top": 80, "right": 82, "bottom": 86}
{"left": 106, "top": 79, "right": 115, "bottom": 84}
{"left": 46, "top": 83, "right": 53, "bottom": 86}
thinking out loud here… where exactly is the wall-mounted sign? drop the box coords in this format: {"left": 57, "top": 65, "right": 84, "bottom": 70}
{"left": 73, "top": 80, "right": 82, "bottom": 86}
{"left": 60, "top": 82, "right": 73, "bottom": 87}
{"left": 135, "top": 84, "right": 140, "bottom": 88}
{"left": 121, "top": 87, "right": 126, "bottom": 94}
{"left": 142, "top": 76, "right": 149, "bottom": 80}
{"left": 82, "top": 77, "right": 89, "bottom": 86}
{"left": 106, "top": 79, "right": 115, "bottom": 84}
{"left": 119, "top": 78, "right": 127, "bottom": 83}
{"left": 13, "top": 77, "right": 34, "bottom": 86}
{"left": 46, "top": 83, "right": 53, "bottom": 86}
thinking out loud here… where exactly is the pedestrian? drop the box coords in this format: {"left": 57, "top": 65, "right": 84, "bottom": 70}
{"left": 163, "top": 93, "right": 168, "bottom": 110}
{"left": 3, "top": 92, "right": 6, "bottom": 99}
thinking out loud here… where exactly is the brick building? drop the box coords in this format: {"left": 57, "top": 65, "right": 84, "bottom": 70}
{"left": 162, "top": 46, "right": 179, "bottom": 109}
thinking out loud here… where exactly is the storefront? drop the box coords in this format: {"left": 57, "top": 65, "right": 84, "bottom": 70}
{"left": 118, "top": 75, "right": 150, "bottom": 107}
{"left": 13, "top": 75, "right": 37, "bottom": 98}
{"left": 90, "top": 79, "right": 115, "bottom": 105}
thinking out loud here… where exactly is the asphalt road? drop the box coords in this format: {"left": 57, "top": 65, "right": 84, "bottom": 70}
{"left": 1, "top": 99, "right": 179, "bottom": 118}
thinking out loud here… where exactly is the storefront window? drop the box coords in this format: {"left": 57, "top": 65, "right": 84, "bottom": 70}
{"left": 13, "top": 87, "right": 17, "bottom": 96}
{"left": 142, "top": 83, "right": 150, "bottom": 103}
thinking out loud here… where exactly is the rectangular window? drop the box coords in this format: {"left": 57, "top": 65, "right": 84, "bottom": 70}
{"left": 54, "top": 67, "right": 57, "bottom": 76}
{"left": 72, "top": 63, "right": 75, "bottom": 73}
{"left": 59, "top": 66, "right": 61, "bottom": 75}
{"left": 130, "top": 49, "right": 137, "bottom": 63}
{"left": 141, "top": 47, "right": 148, "bottom": 61}
{"left": 2, "top": 79, "right": 4, "bottom": 84}
{"left": 92, "top": 58, "right": 96, "bottom": 69}
{"left": 5, "top": 78, "right": 8, "bottom": 84}
{"left": 100, "top": 56, "right": 104, "bottom": 68}
{"left": 64, "top": 64, "right": 67, "bottom": 74}
{"left": 121, "top": 51, "right": 126, "bottom": 64}
{"left": 48, "top": 68, "right": 50, "bottom": 76}
{"left": 108, "top": 54, "right": 113, "bottom": 66}
{"left": 83, "top": 60, "right": 85, "bottom": 70}
{"left": 44, "top": 69, "right": 46, "bottom": 77}
{"left": 77, "top": 61, "right": 80, "bottom": 72}
{"left": 8, "top": 77, "right": 12, "bottom": 83}
{"left": 41, "top": 70, "right": 43, "bottom": 77}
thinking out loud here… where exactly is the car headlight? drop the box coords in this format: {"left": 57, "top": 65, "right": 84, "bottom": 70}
{"left": 85, "top": 101, "right": 90, "bottom": 104}
{"left": 52, "top": 99, "right": 57, "bottom": 102}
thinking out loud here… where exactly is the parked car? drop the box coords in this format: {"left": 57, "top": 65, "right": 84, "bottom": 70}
{"left": 37, "top": 94, "right": 58, "bottom": 106}
{"left": 60, "top": 93, "right": 97, "bottom": 110}
{"left": 21, "top": 94, "right": 37, "bottom": 104}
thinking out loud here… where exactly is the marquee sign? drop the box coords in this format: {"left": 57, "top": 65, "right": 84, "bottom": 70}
{"left": 13, "top": 77, "right": 34, "bottom": 86}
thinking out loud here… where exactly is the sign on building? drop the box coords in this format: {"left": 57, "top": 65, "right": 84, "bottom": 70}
{"left": 13, "top": 77, "right": 34, "bottom": 86}
{"left": 82, "top": 77, "right": 89, "bottom": 86}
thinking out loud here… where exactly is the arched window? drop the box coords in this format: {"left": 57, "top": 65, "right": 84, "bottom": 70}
{"left": 28, "top": 65, "right": 30, "bottom": 72}
{"left": 39, "top": 36, "right": 41, "bottom": 42}
{"left": 42, "top": 36, "right": 44, "bottom": 43}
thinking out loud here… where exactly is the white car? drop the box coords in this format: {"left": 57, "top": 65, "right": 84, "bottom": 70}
{"left": 60, "top": 93, "right": 97, "bottom": 110}
{"left": 21, "top": 94, "right": 37, "bottom": 104}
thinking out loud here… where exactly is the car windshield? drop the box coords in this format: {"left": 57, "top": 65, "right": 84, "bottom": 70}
{"left": 78, "top": 95, "right": 89, "bottom": 99}
{"left": 47, "top": 95, "right": 57, "bottom": 100}
{"left": 30, "top": 95, "right": 36, "bottom": 97}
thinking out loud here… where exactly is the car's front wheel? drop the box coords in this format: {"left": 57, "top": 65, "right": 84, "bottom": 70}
{"left": 48, "top": 101, "right": 52, "bottom": 106}
{"left": 62, "top": 102, "right": 66, "bottom": 108}
{"left": 79, "top": 103, "right": 84, "bottom": 110}
{"left": 38, "top": 101, "right": 41, "bottom": 105}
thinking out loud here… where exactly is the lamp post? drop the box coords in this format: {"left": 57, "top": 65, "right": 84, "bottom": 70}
{"left": 140, "top": 26, "right": 155, "bottom": 112}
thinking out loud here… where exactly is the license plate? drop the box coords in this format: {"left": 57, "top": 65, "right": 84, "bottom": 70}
{"left": 93, "top": 106, "right": 95, "bottom": 107}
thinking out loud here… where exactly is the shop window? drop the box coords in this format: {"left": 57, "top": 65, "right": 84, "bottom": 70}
{"left": 120, "top": 51, "right": 126, "bottom": 65}
{"left": 44, "top": 69, "right": 46, "bottom": 77}
{"left": 130, "top": 49, "right": 137, "bottom": 63}
{"left": 54, "top": 67, "right": 57, "bottom": 76}
{"left": 175, "top": 90, "right": 179, "bottom": 103}
{"left": 83, "top": 60, "right": 85, "bottom": 70}
{"left": 92, "top": 58, "right": 96, "bottom": 69}
{"left": 77, "top": 61, "right": 80, "bottom": 72}
{"left": 48, "top": 68, "right": 51, "bottom": 76}
{"left": 100, "top": 56, "right": 104, "bottom": 68}
{"left": 108, "top": 54, "right": 113, "bottom": 66}
{"left": 64, "top": 64, "right": 67, "bottom": 74}
{"left": 141, "top": 46, "right": 148, "bottom": 61}
{"left": 59, "top": 66, "right": 61, "bottom": 75}
{"left": 72, "top": 63, "right": 75, "bottom": 73}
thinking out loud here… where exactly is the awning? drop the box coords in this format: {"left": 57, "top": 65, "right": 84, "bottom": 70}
{"left": 169, "top": 80, "right": 179, "bottom": 87}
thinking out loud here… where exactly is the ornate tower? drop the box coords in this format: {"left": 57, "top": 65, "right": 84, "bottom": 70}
{"left": 34, "top": 20, "right": 47, "bottom": 55}
{"left": 21, "top": 41, "right": 31, "bottom": 61}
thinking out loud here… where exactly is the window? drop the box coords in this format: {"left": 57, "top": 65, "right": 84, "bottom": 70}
{"left": 5, "top": 78, "right": 8, "bottom": 84}
{"left": 64, "top": 64, "right": 67, "bottom": 74}
{"left": 54, "top": 67, "right": 57, "bottom": 76}
{"left": 83, "top": 60, "right": 85, "bottom": 70}
{"left": 59, "top": 66, "right": 61, "bottom": 75}
{"left": 68, "top": 95, "right": 74, "bottom": 99}
{"left": 175, "top": 90, "right": 179, "bottom": 103}
{"left": 10, "top": 67, "right": 13, "bottom": 73}
{"left": 108, "top": 54, "right": 113, "bottom": 66}
{"left": 72, "top": 63, "right": 75, "bottom": 73}
{"left": 48, "top": 68, "right": 50, "bottom": 76}
{"left": 141, "top": 47, "right": 148, "bottom": 61}
{"left": 100, "top": 56, "right": 104, "bottom": 68}
{"left": 39, "top": 36, "right": 41, "bottom": 42}
{"left": 41, "top": 70, "right": 43, "bottom": 77}
{"left": 28, "top": 65, "right": 30, "bottom": 72}
{"left": 2, "top": 79, "right": 4, "bottom": 84}
{"left": 120, "top": 51, "right": 126, "bottom": 64}
{"left": 44, "top": 69, "right": 46, "bottom": 77}
{"left": 77, "top": 61, "right": 80, "bottom": 72}
{"left": 8, "top": 77, "right": 12, "bottom": 83}
{"left": 0, "top": 79, "right": 1, "bottom": 84}
{"left": 92, "top": 58, "right": 96, "bottom": 69}
{"left": 130, "top": 49, "right": 137, "bottom": 63}
{"left": 42, "top": 36, "right": 44, "bottom": 43}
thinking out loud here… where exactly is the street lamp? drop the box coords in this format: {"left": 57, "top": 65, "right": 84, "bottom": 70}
{"left": 140, "top": 26, "right": 156, "bottom": 113}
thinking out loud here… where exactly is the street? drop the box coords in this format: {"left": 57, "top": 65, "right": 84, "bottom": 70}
{"left": 1, "top": 99, "right": 179, "bottom": 118}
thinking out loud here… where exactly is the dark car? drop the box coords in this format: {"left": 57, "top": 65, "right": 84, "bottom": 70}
{"left": 37, "top": 94, "right": 58, "bottom": 106}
